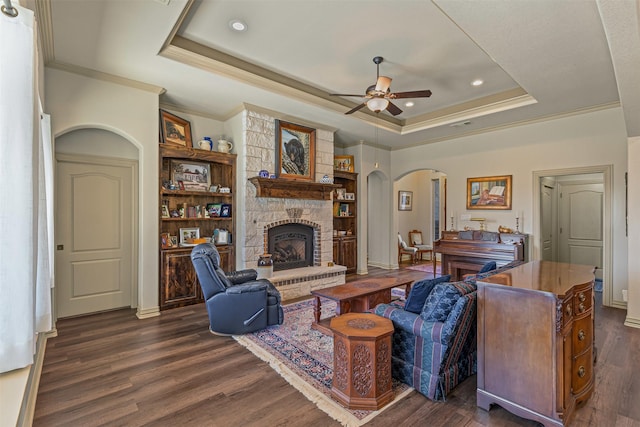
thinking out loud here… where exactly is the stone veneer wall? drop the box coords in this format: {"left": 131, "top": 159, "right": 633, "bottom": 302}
{"left": 241, "top": 109, "right": 336, "bottom": 272}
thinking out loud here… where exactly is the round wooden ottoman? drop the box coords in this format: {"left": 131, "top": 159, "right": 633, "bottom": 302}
{"left": 329, "top": 312, "right": 394, "bottom": 410}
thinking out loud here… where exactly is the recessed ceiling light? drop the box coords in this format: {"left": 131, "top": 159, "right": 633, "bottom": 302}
{"left": 404, "top": 101, "right": 415, "bottom": 107}
{"left": 229, "top": 19, "right": 247, "bottom": 32}
{"left": 471, "top": 79, "right": 484, "bottom": 87}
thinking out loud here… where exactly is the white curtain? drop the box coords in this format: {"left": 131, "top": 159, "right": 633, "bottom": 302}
{"left": 0, "top": 3, "right": 53, "bottom": 373}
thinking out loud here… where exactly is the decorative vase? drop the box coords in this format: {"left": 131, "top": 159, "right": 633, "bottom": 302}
{"left": 257, "top": 254, "right": 274, "bottom": 279}
{"left": 198, "top": 136, "right": 213, "bottom": 150}
{"left": 217, "top": 139, "right": 233, "bottom": 153}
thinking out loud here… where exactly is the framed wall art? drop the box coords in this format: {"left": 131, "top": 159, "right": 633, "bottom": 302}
{"left": 398, "top": 190, "right": 413, "bottom": 211}
{"left": 170, "top": 160, "right": 211, "bottom": 192}
{"left": 275, "top": 120, "right": 316, "bottom": 181}
{"left": 466, "top": 175, "right": 512, "bottom": 210}
{"left": 159, "top": 109, "right": 193, "bottom": 148}
{"left": 334, "top": 155, "right": 354, "bottom": 172}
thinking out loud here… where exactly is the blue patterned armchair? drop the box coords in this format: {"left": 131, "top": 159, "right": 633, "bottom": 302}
{"left": 374, "top": 260, "right": 524, "bottom": 400}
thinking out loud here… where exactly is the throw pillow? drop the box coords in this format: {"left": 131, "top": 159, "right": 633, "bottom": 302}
{"left": 478, "top": 261, "right": 497, "bottom": 273}
{"left": 420, "top": 283, "right": 463, "bottom": 322}
{"left": 404, "top": 275, "right": 451, "bottom": 314}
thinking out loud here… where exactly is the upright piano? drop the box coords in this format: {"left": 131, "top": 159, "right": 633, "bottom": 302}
{"left": 433, "top": 231, "right": 526, "bottom": 280}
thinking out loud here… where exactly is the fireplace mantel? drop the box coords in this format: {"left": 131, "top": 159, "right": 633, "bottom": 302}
{"left": 249, "top": 177, "right": 341, "bottom": 200}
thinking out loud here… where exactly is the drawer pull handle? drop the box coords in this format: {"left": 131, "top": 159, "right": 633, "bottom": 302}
{"left": 578, "top": 366, "right": 586, "bottom": 378}
{"left": 579, "top": 293, "right": 586, "bottom": 302}
{"left": 565, "top": 305, "right": 572, "bottom": 316}
{"left": 578, "top": 330, "right": 585, "bottom": 341}
{"left": 578, "top": 303, "right": 585, "bottom": 313}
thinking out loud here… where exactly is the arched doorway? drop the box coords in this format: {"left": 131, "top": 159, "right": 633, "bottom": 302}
{"left": 55, "top": 128, "right": 139, "bottom": 318}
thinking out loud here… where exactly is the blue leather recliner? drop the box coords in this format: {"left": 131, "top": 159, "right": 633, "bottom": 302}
{"left": 191, "top": 243, "right": 284, "bottom": 335}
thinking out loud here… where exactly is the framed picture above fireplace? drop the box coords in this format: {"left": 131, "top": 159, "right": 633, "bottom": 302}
{"left": 275, "top": 120, "right": 316, "bottom": 181}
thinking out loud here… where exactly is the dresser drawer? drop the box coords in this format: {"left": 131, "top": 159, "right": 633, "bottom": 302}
{"left": 572, "top": 315, "right": 593, "bottom": 355}
{"left": 574, "top": 288, "right": 592, "bottom": 315}
{"left": 572, "top": 348, "right": 593, "bottom": 394}
{"left": 561, "top": 299, "right": 574, "bottom": 327}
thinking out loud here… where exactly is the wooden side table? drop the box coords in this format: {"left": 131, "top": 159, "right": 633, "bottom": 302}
{"left": 330, "top": 313, "right": 394, "bottom": 410}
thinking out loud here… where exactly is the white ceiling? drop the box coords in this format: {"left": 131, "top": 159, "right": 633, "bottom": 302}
{"left": 42, "top": 0, "right": 636, "bottom": 150}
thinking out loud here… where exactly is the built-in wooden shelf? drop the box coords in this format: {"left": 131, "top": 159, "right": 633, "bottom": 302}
{"left": 249, "top": 177, "right": 341, "bottom": 200}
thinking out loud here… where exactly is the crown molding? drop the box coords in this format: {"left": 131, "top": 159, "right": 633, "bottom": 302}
{"left": 47, "top": 61, "right": 166, "bottom": 95}
{"left": 34, "top": 0, "right": 55, "bottom": 64}
{"left": 159, "top": 102, "right": 225, "bottom": 121}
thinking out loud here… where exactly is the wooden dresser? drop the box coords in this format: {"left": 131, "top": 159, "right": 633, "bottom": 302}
{"left": 476, "top": 261, "right": 595, "bottom": 427}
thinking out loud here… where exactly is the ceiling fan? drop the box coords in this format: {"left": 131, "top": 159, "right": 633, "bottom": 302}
{"left": 330, "top": 56, "right": 432, "bottom": 116}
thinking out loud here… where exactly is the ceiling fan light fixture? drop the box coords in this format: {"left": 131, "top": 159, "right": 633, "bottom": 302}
{"left": 471, "top": 79, "right": 484, "bottom": 86}
{"left": 375, "top": 76, "right": 392, "bottom": 92}
{"left": 367, "top": 98, "right": 389, "bottom": 113}
{"left": 405, "top": 101, "right": 415, "bottom": 107}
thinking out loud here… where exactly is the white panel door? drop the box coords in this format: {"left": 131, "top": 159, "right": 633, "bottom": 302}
{"left": 56, "top": 159, "right": 134, "bottom": 317}
{"left": 558, "top": 183, "right": 603, "bottom": 274}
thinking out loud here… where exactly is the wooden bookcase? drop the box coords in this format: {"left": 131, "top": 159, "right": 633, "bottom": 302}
{"left": 333, "top": 170, "right": 358, "bottom": 274}
{"left": 159, "top": 145, "right": 236, "bottom": 310}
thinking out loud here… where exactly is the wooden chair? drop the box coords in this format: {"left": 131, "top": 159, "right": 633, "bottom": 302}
{"left": 397, "top": 233, "right": 417, "bottom": 264}
{"left": 408, "top": 230, "right": 433, "bottom": 261}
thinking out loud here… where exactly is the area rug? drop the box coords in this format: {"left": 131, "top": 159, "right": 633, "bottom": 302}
{"left": 405, "top": 261, "right": 441, "bottom": 276}
{"left": 233, "top": 290, "right": 413, "bottom": 427}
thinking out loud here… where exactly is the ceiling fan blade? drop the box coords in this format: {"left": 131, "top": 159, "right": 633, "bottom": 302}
{"left": 345, "top": 103, "right": 367, "bottom": 115}
{"left": 330, "top": 93, "right": 365, "bottom": 97}
{"left": 375, "top": 76, "right": 392, "bottom": 93}
{"left": 386, "top": 101, "right": 403, "bottom": 116}
{"left": 389, "top": 90, "right": 433, "bottom": 99}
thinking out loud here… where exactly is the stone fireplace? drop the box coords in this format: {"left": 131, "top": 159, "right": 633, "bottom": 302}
{"left": 239, "top": 108, "right": 346, "bottom": 300}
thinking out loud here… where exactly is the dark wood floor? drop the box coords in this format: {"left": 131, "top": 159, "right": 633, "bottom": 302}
{"left": 34, "top": 263, "right": 640, "bottom": 426}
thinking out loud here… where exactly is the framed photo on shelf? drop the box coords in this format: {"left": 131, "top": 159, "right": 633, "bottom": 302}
{"left": 169, "top": 235, "right": 178, "bottom": 247}
{"left": 466, "top": 175, "right": 512, "bottom": 210}
{"left": 398, "top": 190, "right": 413, "bottom": 211}
{"left": 159, "top": 109, "right": 193, "bottom": 148}
{"left": 207, "top": 203, "right": 222, "bottom": 217}
{"left": 171, "top": 160, "right": 211, "bottom": 192}
{"left": 335, "top": 188, "right": 346, "bottom": 200}
{"left": 179, "top": 227, "right": 200, "bottom": 246}
{"left": 160, "top": 232, "right": 172, "bottom": 249}
{"left": 275, "top": 120, "right": 316, "bottom": 181}
{"left": 161, "top": 205, "right": 170, "bottom": 218}
{"left": 220, "top": 204, "right": 231, "bottom": 217}
{"left": 334, "top": 155, "right": 354, "bottom": 172}
{"left": 345, "top": 192, "right": 355, "bottom": 200}
{"left": 216, "top": 229, "right": 229, "bottom": 245}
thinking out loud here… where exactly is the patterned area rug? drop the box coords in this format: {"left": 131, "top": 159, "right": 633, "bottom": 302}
{"left": 233, "top": 290, "right": 413, "bottom": 427}
{"left": 405, "top": 261, "right": 440, "bottom": 275}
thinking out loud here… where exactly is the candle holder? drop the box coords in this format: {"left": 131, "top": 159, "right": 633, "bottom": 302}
{"left": 450, "top": 216, "right": 454, "bottom": 230}
{"left": 515, "top": 217, "right": 520, "bottom": 233}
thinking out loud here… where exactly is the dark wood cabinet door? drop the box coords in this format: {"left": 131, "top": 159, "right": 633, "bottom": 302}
{"left": 340, "top": 237, "right": 358, "bottom": 274}
{"left": 161, "top": 249, "right": 202, "bottom": 309}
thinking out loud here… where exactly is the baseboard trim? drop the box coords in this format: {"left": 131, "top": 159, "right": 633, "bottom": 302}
{"left": 624, "top": 315, "right": 640, "bottom": 329}
{"left": 136, "top": 306, "right": 160, "bottom": 319}
{"left": 367, "top": 261, "right": 395, "bottom": 270}
{"left": 17, "top": 332, "right": 50, "bottom": 427}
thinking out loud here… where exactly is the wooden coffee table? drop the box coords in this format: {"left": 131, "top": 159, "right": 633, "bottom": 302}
{"left": 310, "top": 277, "right": 413, "bottom": 335}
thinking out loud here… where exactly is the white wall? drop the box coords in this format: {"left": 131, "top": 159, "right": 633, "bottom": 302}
{"left": 395, "top": 170, "right": 432, "bottom": 245}
{"left": 46, "top": 68, "right": 160, "bottom": 317}
{"left": 626, "top": 136, "right": 640, "bottom": 327}
{"left": 388, "top": 107, "right": 629, "bottom": 306}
